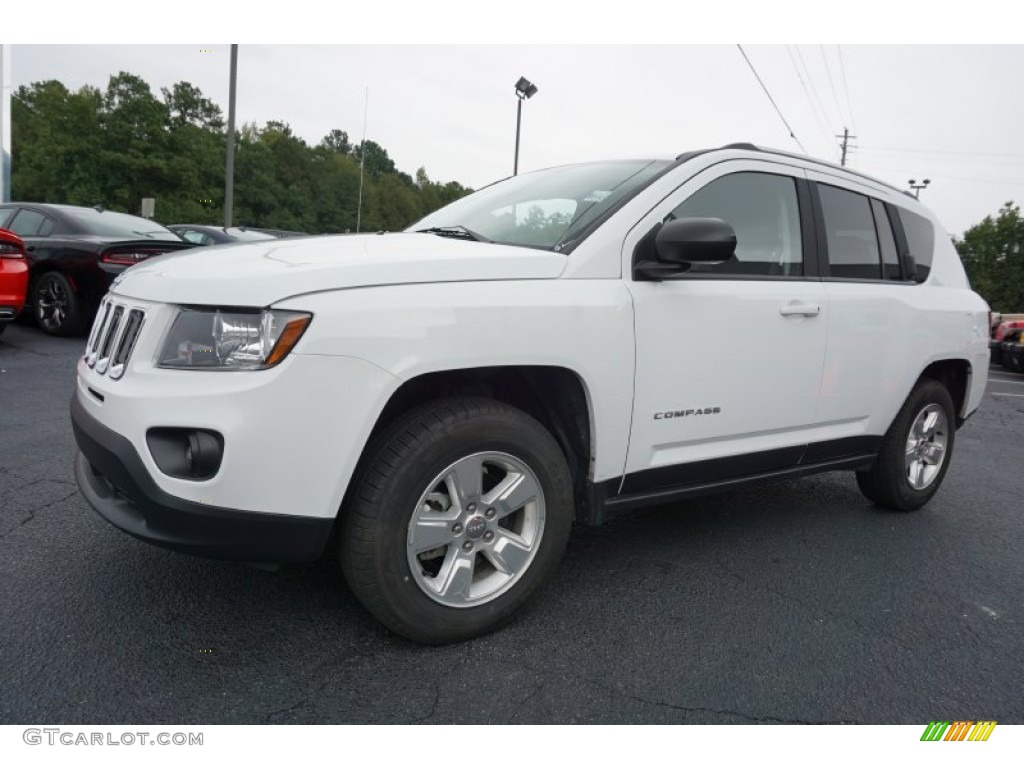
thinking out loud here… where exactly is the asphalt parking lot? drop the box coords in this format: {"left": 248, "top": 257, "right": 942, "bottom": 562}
{"left": 1, "top": 322, "right": 1022, "bottom": 725}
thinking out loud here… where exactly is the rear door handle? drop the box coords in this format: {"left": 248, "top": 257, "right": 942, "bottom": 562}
{"left": 780, "top": 303, "right": 820, "bottom": 317}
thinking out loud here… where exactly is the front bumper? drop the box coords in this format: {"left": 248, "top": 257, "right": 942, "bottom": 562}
{"left": 71, "top": 391, "right": 333, "bottom": 562}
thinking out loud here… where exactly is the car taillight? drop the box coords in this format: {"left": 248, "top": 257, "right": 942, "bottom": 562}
{"left": 0, "top": 242, "right": 25, "bottom": 259}
{"left": 101, "top": 248, "right": 168, "bottom": 266}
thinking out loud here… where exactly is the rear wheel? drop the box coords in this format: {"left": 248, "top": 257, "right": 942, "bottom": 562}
{"left": 856, "top": 378, "right": 955, "bottom": 511}
{"left": 340, "top": 397, "right": 574, "bottom": 644}
{"left": 34, "top": 272, "right": 85, "bottom": 336}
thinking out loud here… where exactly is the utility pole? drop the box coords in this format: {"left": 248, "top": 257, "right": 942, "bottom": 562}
{"left": 0, "top": 45, "right": 10, "bottom": 203}
{"left": 224, "top": 44, "right": 238, "bottom": 228}
{"left": 836, "top": 127, "right": 857, "bottom": 167}
{"left": 356, "top": 87, "right": 368, "bottom": 234}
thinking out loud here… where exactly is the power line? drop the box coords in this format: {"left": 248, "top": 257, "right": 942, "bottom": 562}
{"left": 837, "top": 45, "right": 856, "bottom": 132}
{"left": 860, "top": 161, "right": 1024, "bottom": 186}
{"left": 860, "top": 146, "right": 1024, "bottom": 160}
{"left": 736, "top": 44, "right": 806, "bottom": 154}
{"left": 795, "top": 45, "right": 838, "bottom": 132}
{"left": 786, "top": 45, "right": 831, "bottom": 149}
{"left": 819, "top": 45, "right": 847, "bottom": 128}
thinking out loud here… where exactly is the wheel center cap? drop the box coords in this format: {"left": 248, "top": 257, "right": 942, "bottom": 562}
{"left": 465, "top": 516, "right": 487, "bottom": 540}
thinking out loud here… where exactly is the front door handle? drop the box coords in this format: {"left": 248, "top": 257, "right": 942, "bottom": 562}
{"left": 780, "top": 302, "right": 820, "bottom": 317}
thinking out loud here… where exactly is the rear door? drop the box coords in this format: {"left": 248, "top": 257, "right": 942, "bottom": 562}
{"left": 622, "top": 159, "right": 829, "bottom": 495}
{"left": 805, "top": 169, "right": 919, "bottom": 443}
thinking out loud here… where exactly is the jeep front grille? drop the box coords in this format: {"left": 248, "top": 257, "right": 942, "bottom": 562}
{"left": 85, "top": 299, "right": 146, "bottom": 380}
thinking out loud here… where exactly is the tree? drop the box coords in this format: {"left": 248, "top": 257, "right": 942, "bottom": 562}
{"left": 11, "top": 71, "right": 474, "bottom": 233}
{"left": 318, "top": 129, "right": 351, "bottom": 155}
{"left": 162, "top": 81, "right": 224, "bottom": 131}
{"left": 351, "top": 139, "right": 396, "bottom": 178}
{"left": 956, "top": 203, "right": 1024, "bottom": 312}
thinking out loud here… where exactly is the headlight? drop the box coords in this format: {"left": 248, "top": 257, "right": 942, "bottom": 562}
{"left": 157, "top": 307, "right": 312, "bottom": 370}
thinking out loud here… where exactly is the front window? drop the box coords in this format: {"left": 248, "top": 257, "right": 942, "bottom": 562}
{"left": 409, "top": 160, "right": 671, "bottom": 251}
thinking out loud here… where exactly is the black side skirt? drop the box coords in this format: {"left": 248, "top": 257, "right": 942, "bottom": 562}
{"left": 587, "top": 436, "right": 880, "bottom": 523}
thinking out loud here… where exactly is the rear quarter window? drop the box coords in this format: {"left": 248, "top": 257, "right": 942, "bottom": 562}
{"left": 898, "top": 208, "right": 936, "bottom": 282}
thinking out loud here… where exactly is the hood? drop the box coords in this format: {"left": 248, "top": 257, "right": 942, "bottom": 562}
{"left": 111, "top": 233, "right": 567, "bottom": 306}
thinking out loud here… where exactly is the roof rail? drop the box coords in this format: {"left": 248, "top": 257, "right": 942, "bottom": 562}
{"left": 676, "top": 142, "right": 906, "bottom": 196}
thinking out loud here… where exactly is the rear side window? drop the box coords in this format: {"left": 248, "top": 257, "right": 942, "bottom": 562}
{"left": 667, "top": 172, "right": 804, "bottom": 276}
{"left": 898, "top": 208, "right": 936, "bottom": 282}
{"left": 818, "top": 184, "right": 882, "bottom": 279}
{"left": 8, "top": 209, "right": 54, "bottom": 238}
{"left": 0, "top": 208, "right": 14, "bottom": 229}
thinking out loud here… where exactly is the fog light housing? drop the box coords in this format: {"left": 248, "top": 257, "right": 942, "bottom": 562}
{"left": 147, "top": 428, "right": 224, "bottom": 480}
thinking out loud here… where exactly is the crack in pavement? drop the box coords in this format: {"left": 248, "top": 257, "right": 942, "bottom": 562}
{"left": 502, "top": 660, "right": 852, "bottom": 724}
{"left": 409, "top": 679, "right": 441, "bottom": 724}
{"left": 714, "top": 559, "right": 932, "bottom": 678}
{"left": 0, "top": 489, "right": 79, "bottom": 540}
{"left": 263, "top": 676, "right": 336, "bottom": 723}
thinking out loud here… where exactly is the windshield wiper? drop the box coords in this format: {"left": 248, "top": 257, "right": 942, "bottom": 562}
{"left": 415, "top": 225, "right": 491, "bottom": 243}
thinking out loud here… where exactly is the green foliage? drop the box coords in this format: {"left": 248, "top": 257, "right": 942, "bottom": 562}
{"left": 955, "top": 202, "right": 1024, "bottom": 312}
{"left": 11, "top": 73, "right": 472, "bottom": 232}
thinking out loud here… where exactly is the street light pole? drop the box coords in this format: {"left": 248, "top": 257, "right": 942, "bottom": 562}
{"left": 224, "top": 44, "right": 238, "bottom": 228}
{"left": 513, "top": 76, "right": 538, "bottom": 176}
{"left": 908, "top": 178, "right": 930, "bottom": 199}
{"left": 514, "top": 97, "right": 522, "bottom": 176}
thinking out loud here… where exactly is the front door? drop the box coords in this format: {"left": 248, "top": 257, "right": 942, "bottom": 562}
{"left": 622, "top": 160, "right": 829, "bottom": 495}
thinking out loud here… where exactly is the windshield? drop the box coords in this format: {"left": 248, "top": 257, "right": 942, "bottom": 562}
{"left": 409, "top": 160, "right": 671, "bottom": 250}
{"left": 62, "top": 208, "right": 181, "bottom": 240}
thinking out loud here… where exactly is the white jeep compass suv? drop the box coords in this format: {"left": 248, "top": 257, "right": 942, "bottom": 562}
{"left": 71, "top": 144, "right": 990, "bottom": 643}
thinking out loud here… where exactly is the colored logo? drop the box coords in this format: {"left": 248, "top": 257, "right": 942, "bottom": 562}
{"left": 920, "top": 721, "right": 996, "bottom": 742}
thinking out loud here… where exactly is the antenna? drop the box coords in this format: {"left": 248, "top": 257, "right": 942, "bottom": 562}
{"left": 356, "top": 87, "right": 368, "bottom": 234}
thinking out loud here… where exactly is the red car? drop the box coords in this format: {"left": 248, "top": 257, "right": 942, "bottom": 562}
{"left": 991, "top": 319, "right": 1024, "bottom": 365}
{"left": 0, "top": 228, "right": 29, "bottom": 337}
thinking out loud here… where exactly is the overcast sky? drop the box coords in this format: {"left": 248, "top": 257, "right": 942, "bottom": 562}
{"left": 7, "top": 42, "right": 1024, "bottom": 237}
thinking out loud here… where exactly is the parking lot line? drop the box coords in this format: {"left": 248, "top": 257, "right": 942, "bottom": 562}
{"left": 992, "top": 392, "right": 1024, "bottom": 397}
{"left": 989, "top": 378, "right": 1024, "bottom": 385}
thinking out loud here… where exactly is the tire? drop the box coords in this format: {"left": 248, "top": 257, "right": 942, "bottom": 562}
{"left": 33, "top": 272, "right": 86, "bottom": 337}
{"left": 340, "top": 397, "right": 574, "bottom": 644}
{"left": 856, "top": 378, "right": 955, "bottom": 511}
{"left": 1007, "top": 349, "right": 1024, "bottom": 373}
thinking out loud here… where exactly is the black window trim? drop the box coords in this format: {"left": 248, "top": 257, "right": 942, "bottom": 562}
{"left": 632, "top": 169, "right": 819, "bottom": 283}
{"left": 809, "top": 181, "right": 920, "bottom": 286}
{"left": 870, "top": 197, "right": 903, "bottom": 282}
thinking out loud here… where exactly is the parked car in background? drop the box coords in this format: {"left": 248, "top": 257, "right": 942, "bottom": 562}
{"left": 247, "top": 227, "right": 309, "bottom": 239}
{"left": 167, "top": 225, "right": 299, "bottom": 246}
{"left": 0, "top": 228, "right": 29, "bottom": 337}
{"left": 0, "top": 203, "right": 193, "bottom": 336}
{"left": 991, "top": 319, "right": 1024, "bottom": 365}
{"left": 1000, "top": 328, "right": 1024, "bottom": 372}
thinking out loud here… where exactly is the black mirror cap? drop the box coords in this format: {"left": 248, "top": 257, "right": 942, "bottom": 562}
{"left": 655, "top": 217, "right": 737, "bottom": 264}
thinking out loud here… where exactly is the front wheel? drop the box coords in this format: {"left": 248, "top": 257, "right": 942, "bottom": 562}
{"left": 856, "top": 378, "right": 956, "bottom": 511}
{"left": 340, "top": 397, "right": 574, "bottom": 644}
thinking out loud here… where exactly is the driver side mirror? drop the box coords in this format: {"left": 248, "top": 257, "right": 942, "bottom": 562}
{"left": 634, "top": 218, "right": 737, "bottom": 280}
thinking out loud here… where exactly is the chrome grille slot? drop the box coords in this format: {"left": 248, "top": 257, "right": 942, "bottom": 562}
{"left": 108, "top": 310, "right": 145, "bottom": 380}
{"left": 95, "top": 306, "right": 124, "bottom": 375}
{"left": 85, "top": 300, "right": 147, "bottom": 380}
{"left": 86, "top": 301, "right": 112, "bottom": 367}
